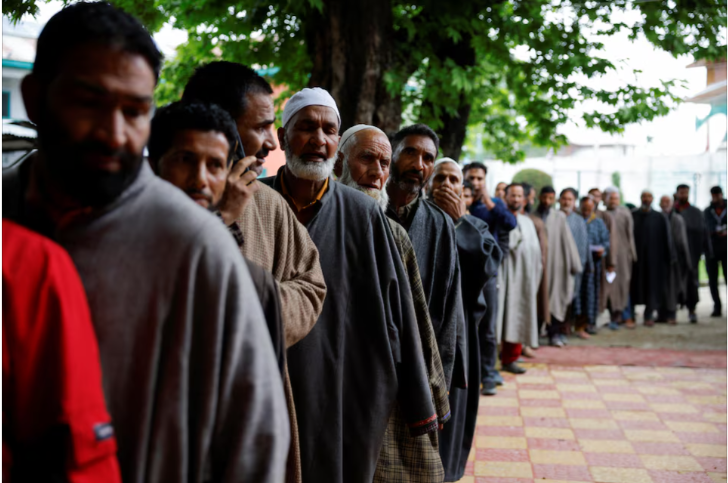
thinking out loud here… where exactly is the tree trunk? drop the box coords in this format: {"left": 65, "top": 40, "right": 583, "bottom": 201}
{"left": 305, "top": 0, "right": 402, "bottom": 133}
{"left": 439, "top": 97, "right": 472, "bottom": 160}
{"left": 424, "top": 35, "right": 476, "bottom": 160}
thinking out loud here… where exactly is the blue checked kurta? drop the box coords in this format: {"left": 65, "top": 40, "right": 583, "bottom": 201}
{"left": 580, "top": 215, "right": 610, "bottom": 326}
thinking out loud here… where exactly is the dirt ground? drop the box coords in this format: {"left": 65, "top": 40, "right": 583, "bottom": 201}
{"left": 562, "top": 287, "right": 727, "bottom": 352}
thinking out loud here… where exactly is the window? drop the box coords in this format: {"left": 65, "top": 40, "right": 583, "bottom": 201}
{"left": 2, "top": 91, "right": 10, "bottom": 119}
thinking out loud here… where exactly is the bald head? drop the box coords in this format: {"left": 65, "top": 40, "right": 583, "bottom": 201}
{"left": 641, "top": 190, "right": 653, "bottom": 209}
{"left": 430, "top": 158, "right": 464, "bottom": 196}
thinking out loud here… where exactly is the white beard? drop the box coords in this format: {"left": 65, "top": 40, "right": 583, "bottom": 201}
{"left": 339, "top": 160, "right": 389, "bottom": 210}
{"left": 284, "top": 143, "right": 335, "bottom": 181}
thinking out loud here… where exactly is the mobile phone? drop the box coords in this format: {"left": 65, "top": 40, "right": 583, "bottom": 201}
{"left": 231, "top": 132, "right": 248, "bottom": 173}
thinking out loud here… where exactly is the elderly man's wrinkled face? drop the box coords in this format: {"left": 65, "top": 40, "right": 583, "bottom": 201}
{"left": 660, "top": 195, "right": 672, "bottom": 212}
{"left": 540, "top": 192, "right": 555, "bottom": 209}
{"left": 641, "top": 192, "right": 654, "bottom": 208}
{"left": 560, "top": 191, "right": 576, "bottom": 213}
{"left": 23, "top": 44, "right": 155, "bottom": 207}
{"left": 465, "top": 167, "right": 485, "bottom": 197}
{"left": 342, "top": 130, "right": 391, "bottom": 190}
{"left": 430, "top": 162, "right": 463, "bottom": 196}
{"left": 391, "top": 134, "right": 437, "bottom": 195}
{"left": 581, "top": 197, "right": 595, "bottom": 218}
{"left": 506, "top": 185, "right": 524, "bottom": 212}
{"left": 337, "top": 129, "right": 392, "bottom": 209}
{"left": 278, "top": 105, "right": 340, "bottom": 181}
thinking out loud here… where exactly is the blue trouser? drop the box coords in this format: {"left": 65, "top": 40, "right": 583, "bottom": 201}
{"left": 622, "top": 295, "right": 633, "bottom": 321}
{"left": 479, "top": 277, "right": 499, "bottom": 385}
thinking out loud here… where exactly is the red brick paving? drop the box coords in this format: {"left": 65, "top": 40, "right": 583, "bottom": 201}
{"left": 461, "top": 363, "right": 727, "bottom": 483}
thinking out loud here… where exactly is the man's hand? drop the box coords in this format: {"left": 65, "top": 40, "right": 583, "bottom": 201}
{"left": 218, "top": 156, "right": 260, "bottom": 225}
{"left": 433, "top": 185, "right": 465, "bottom": 223}
{"left": 481, "top": 183, "right": 495, "bottom": 210}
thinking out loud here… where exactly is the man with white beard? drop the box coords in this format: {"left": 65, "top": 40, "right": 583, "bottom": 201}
{"left": 262, "top": 92, "right": 436, "bottom": 483}
{"left": 334, "top": 124, "right": 451, "bottom": 483}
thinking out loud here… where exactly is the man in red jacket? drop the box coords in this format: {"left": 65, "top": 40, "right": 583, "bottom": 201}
{"left": 3, "top": 219, "right": 121, "bottom": 482}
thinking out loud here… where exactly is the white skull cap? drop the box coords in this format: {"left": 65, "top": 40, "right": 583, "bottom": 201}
{"left": 282, "top": 87, "right": 341, "bottom": 129}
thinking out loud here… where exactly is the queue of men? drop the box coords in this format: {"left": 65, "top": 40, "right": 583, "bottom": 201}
{"left": 2, "top": 3, "right": 502, "bottom": 483}
{"left": 3, "top": 3, "right": 726, "bottom": 483}
{"left": 481, "top": 180, "right": 725, "bottom": 364}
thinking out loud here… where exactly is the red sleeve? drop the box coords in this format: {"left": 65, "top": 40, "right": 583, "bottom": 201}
{"left": 2, "top": 219, "right": 121, "bottom": 482}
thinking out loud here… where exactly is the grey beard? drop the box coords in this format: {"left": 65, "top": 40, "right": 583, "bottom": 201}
{"left": 284, "top": 143, "right": 335, "bottom": 181}
{"left": 394, "top": 176, "right": 421, "bottom": 196}
{"left": 339, "top": 161, "right": 389, "bottom": 210}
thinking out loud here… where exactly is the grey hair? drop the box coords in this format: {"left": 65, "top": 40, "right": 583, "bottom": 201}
{"left": 604, "top": 186, "right": 619, "bottom": 196}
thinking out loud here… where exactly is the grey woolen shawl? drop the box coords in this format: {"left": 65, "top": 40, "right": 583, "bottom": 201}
{"left": 4, "top": 157, "right": 290, "bottom": 483}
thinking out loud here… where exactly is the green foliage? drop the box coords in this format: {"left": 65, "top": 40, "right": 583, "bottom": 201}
{"left": 612, "top": 171, "right": 621, "bottom": 189}
{"left": 4, "top": 0, "right": 39, "bottom": 23}
{"left": 8, "top": 0, "right": 726, "bottom": 160}
{"left": 512, "top": 168, "right": 554, "bottom": 204}
{"left": 611, "top": 171, "right": 626, "bottom": 206}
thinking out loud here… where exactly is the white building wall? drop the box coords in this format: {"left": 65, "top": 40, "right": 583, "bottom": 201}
{"left": 483, "top": 148, "right": 727, "bottom": 210}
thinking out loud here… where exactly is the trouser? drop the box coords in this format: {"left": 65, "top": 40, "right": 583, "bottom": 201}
{"left": 658, "top": 309, "right": 676, "bottom": 321}
{"left": 622, "top": 295, "right": 633, "bottom": 321}
{"left": 643, "top": 303, "right": 656, "bottom": 322}
{"left": 501, "top": 341, "right": 522, "bottom": 366}
{"left": 548, "top": 315, "right": 565, "bottom": 338}
{"left": 687, "top": 262, "right": 700, "bottom": 312}
{"left": 479, "top": 277, "right": 499, "bottom": 385}
{"left": 707, "top": 247, "right": 727, "bottom": 312}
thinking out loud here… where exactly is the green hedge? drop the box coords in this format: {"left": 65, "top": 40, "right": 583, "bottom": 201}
{"left": 512, "top": 169, "right": 554, "bottom": 208}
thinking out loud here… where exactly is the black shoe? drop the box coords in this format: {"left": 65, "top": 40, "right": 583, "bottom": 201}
{"left": 481, "top": 382, "right": 497, "bottom": 396}
{"left": 711, "top": 309, "right": 722, "bottom": 317}
{"left": 586, "top": 326, "right": 598, "bottom": 335}
{"left": 689, "top": 312, "right": 698, "bottom": 324}
{"left": 502, "top": 362, "right": 527, "bottom": 374}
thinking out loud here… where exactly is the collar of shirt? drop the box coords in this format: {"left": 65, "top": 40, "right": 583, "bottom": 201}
{"left": 280, "top": 175, "right": 329, "bottom": 212}
{"left": 397, "top": 193, "right": 420, "bottom": 219}
{"left": 712, "top": 201, "right": 726, "bottom": 217}
{"left": 675, "top": 200, "right": 691, "bottom": 211}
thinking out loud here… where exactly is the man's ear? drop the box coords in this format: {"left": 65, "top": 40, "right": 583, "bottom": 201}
{"left": 277, "top": 127, "right": 287, "bottom": 151}
{"left": 333, "top": 152, "right": 344, "bottom": 177}
{"left": 21, "top": 74, "right": 42, "bottom": 124}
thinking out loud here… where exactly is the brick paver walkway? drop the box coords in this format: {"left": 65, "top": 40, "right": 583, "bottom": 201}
{"left": 461, "top": 363, "right": 727, "bottom": 483}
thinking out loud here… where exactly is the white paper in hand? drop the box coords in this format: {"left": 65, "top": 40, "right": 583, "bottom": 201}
{"left": 606, "top": 271, "right": 617, "bottom": 284}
